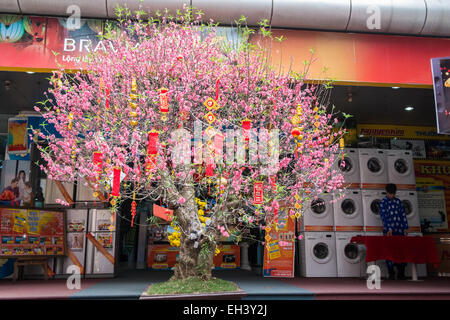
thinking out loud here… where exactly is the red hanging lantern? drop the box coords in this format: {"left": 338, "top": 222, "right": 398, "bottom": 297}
{"left": 291, "top": 127, "right": 301, "bottom": 138}
{"left": 111, "top": 168, "right": 121, "bottom": 197}
{"left": 253, "top": 181, "right": 263, "bottom": 205}
{"left": 205, "top": 162, "right": 214, "bottom": 177}
{"left": 242, "top": 118, "right": 252, "bottom": 142}
{"left": 159, "top": 88, "right": 169, "bottom": 120}
{"left": 93, "top": 151, "right": 103, "bottom": 181}
{"left": 145, "top": 131, "right": 159, "bottom": 176}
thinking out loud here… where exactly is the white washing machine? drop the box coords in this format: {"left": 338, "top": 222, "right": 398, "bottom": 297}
{"left": 300, "top": 193, "right": 334, "bottom": 232}
{"left": 396, "top": 191, "right": 421, "bottom": 233}
{"left": 335, "top": 232, "right": 366, "bottom": 277}
{"left": 358, "top": 149, "right": 388, "bottom": 189}
{"left": 362, "top": 189, "right": 386, "bottom": 232}
{"left": 387, "top": 150, "right": 416, "bottom": 190}
{"left": 298, "top": 232, "right": 337, "bottom": 277}
{"left": 332, "top": 148, "right": 361, "bottom": 188}
{"left": 405, "top": 232, "right": 427, "bottom": 278}
{"left": 333, "top": 189, "right": 364, "bottom": 232}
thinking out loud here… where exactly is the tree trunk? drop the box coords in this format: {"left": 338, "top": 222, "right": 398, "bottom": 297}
{"left": 171, "top": 183, "right": 216, "bottom": 280}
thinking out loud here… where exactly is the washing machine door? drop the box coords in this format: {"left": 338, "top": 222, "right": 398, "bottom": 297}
{"left": 393, "top": 157, "right": 412, "bottom": 177}
{"left": 343, "top": 242, "right": 362, "bottom": 264}
{"left": 366, "top": 156, "right": 384, "bottom": 176}
{"left": 340, "top": 198, "right": 358, "bottom": 218}
{"left": 311, "top": 242, "right": 332, "bottom": 264}
{"left": 402, "top": 199, "right": 416, "bottom": 220}
{"left": 370, "top": 199, "right": 381, "bottom": 219}
{"left": 310, "top": 198, "right": 330, "bottom": 218}
{"left": 338, "top": 156, "right": 355, "bottom": 175}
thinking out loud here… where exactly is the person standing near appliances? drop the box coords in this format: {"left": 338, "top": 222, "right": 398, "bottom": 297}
{"left": 379, "top": 183, "right": 408, "bottom": 280}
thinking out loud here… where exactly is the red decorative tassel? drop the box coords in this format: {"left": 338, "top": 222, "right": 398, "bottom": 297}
{"left": 215, "top": 79, "right": 220, "bottom": 101}
{"left": 131, "top": 200, "right": 137, "bottom": 227}
{"left": 105, "top": 88, "right": 110, "bottom": 110}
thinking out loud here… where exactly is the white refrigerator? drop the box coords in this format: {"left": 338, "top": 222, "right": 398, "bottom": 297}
{"left": 85, "top": 209, "right": 117, "bottom": 277}
{"left": 55, "top": 209, "right": 89, "bottom": 278}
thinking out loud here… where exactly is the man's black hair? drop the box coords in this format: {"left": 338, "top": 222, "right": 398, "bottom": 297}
{"left": 385, "top": 183, "right": 397, "bottom": 194}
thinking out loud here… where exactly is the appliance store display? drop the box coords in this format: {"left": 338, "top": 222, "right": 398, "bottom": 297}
{"left": 387, "top": 150, "right": 416, "bottom": 189}
{"left": 332, "top": 189, "right": 364, "bottom": 231}
{"left": 362, "top": 189, "right": 386, "bottom": 232}
{"left": 358, "top": 149, "right": 388, "bottom": 189}
{"left": 300, "top": 193, "right": 334, "bottom": 231}
{"left": 396, "top": 190, "right": 422, "bottom": 233}
{"left": 335, "top": 232, "right": 366, "bottom": 277}
{"left": 55, "top": 209, "right": 117, "bottom": 278}
{"left": 332, "top": 148, "right": 361, "bottom": 188}
{"left": 298, "top": 232, "right": 337, "bottom": 277}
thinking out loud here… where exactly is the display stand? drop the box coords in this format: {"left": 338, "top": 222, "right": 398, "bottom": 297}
{"left": 13, "top": 258, "right": 48, "bottom": 281}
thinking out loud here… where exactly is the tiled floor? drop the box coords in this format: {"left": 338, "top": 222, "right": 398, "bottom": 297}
{"left": 1, "top": 269, "right": 450, "bottom": 300}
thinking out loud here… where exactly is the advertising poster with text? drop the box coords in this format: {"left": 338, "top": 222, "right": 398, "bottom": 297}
{"left": 263, "top": 209, "right": 295, "bottom": 278}
{"left": 414, "top": 160, "right": 450, "bottom": 232}
{"left": 0, "top": 208, "right": 65, "bottom": 257}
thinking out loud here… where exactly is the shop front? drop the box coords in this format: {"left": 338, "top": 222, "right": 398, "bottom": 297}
{"left": 0, "top": 13, "right": 449, "bottom": 281}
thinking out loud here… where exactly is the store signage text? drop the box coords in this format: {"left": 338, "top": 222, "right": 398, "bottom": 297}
{"left": 420, "top": 165, "right": 450, "bottom": 176}
{"left": 63, "top": 38, "right": 116, "bottom": 53}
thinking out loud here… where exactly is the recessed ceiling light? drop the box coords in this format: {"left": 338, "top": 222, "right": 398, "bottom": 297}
{"left": 392, "top": 86, "right": 400, "bottom": 89}
{"left": 26, "top": 71, "right": 35, "bottom": 74}
{"left": 405, "top": 106, "right": 414, "bottom": 111}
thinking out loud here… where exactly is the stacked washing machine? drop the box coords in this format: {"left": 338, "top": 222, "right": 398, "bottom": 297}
{"left": 332, "top": 148, "right": 366, "bottom": 278}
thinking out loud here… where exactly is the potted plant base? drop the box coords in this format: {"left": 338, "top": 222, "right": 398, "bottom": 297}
{"left": 140, "top": 277, "right": 246, "bottom": 300}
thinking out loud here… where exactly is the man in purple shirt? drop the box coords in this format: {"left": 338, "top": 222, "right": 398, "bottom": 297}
{"left": 379, "top": 183, "right": 409, "bottom": 280}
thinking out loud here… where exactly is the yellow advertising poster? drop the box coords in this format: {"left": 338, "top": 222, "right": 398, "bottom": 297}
{"left": 12, "top": 210, "right": 27, "bottom": 234}
{"left": 358, "top": 124, "right": 450, "bottom": 141}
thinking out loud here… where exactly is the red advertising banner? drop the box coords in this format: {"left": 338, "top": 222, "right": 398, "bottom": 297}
{"left": 0, "top": 208, "right": 66, "bottom": 258}
{"left": 263, "top": 209, "right": 296, "bottom": 278}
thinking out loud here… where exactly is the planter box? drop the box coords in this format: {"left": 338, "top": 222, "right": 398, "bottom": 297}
{"left": 140, "top": 288, "right": 246, "bottom": 300}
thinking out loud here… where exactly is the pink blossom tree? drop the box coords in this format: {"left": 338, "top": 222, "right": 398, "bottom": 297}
{"left": 34, "top": 7, "right": 346, "bottom": 280}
